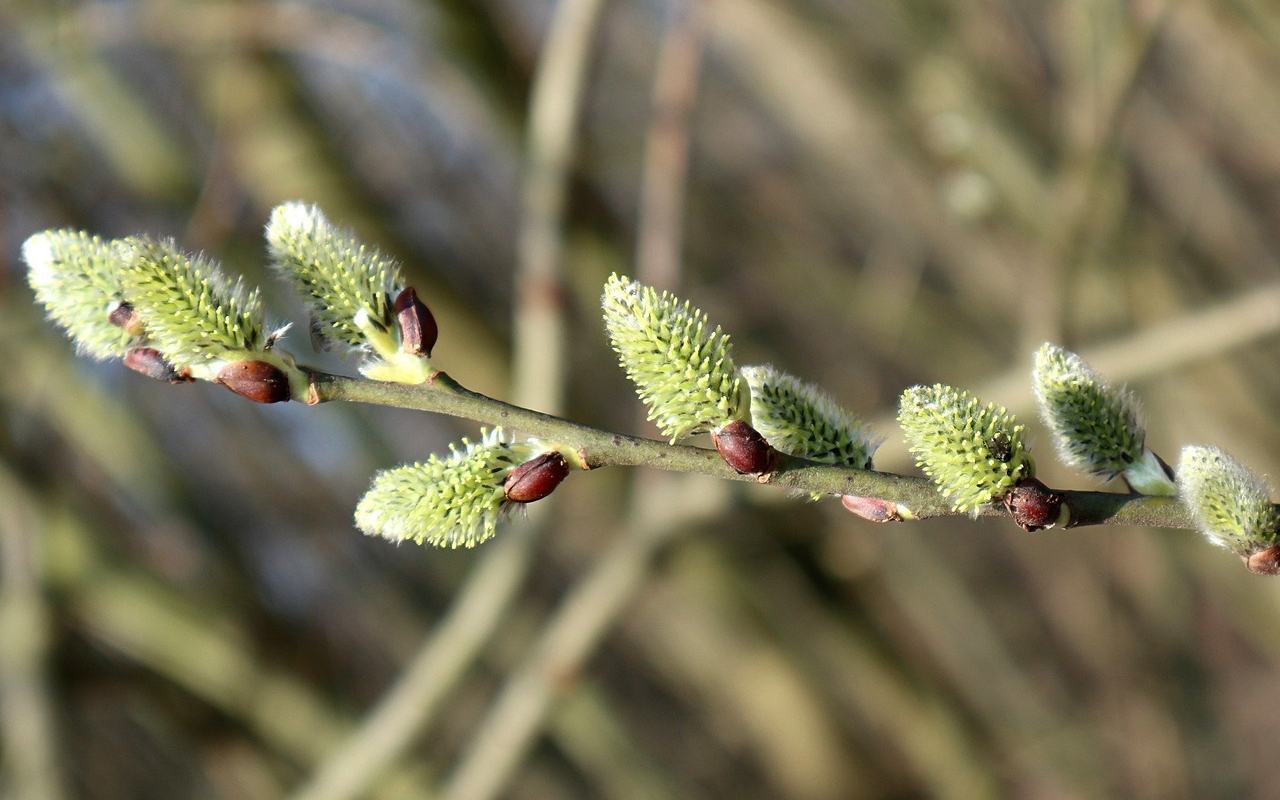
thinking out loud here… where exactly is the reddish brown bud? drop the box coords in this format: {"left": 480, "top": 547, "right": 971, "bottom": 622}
{"left": 123, "top": 347, "right": 191, "bottom": 384}
{"left": 215, "top": 360, "right": 293, "bottom": 403}
{"left": 840, "top": 495, "right": 902, "bottom": 523}
{"left": 108, "top": 301, "right": 144, "bottom": 336}
{"left": 394, "top": 287, "right": 438, "bottom": 356}
{"left": 712, "top": 420, "right": 773, "bottom": 476}
{"left": 1246, "top": 545, "right": 1280, "bottom": 576}
{"left": 1003, "top": 477, "right": 1065, "bottom": 532}
{"left": 503, "top": 452, "right": 569, "bottom": 503}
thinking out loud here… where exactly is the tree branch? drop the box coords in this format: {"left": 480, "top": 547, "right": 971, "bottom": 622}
{"left": 306, "top": 371, "right": 1204, "bottom": 531}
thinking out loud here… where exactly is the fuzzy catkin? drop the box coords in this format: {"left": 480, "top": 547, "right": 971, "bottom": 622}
{"left": 743, "top": 364, "right": 876, "bottom": 468}
{"left": 1033, "top": 343, "right": 1144, "bottom": 479}
{"left": 265, "top": 202, "right": 402, "bottom": 351}
{"left": 24, "top": 230, "right": 137, "bottom": 360}
{"left": 898, "top": 384, "right": 1032, "bottom": 513}
{"left": 355, "top": 429, "right": 535, "bottom": 548}
{"left": 1178, "top": 445, "right": 1279, "bottom": 556}
{"left": 120, "top": 237, "right": 265, "bottom": 370}
{"left": 602, "top": 274, "right": 746, "bottom": 442}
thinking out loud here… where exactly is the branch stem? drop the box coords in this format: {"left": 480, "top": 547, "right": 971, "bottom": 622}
{"left": 307, "top": 371, "right": 1199, "bottom": 531}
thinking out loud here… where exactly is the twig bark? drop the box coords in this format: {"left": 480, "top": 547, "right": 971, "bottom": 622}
{"left": 307, "top": 370, "right": 1214, "bottom": 531}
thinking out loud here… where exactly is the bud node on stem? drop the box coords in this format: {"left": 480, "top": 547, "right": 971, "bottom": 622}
{"left": 1246, "top": 545, "right": 1280, "bottom": 576}
{"left": 216, "top": 360, "right": 293, "bottom": 403}
{"left": 712, "top": 420, "right": 774, "bottom": 476}
{"left": 503, "top": 452, "right": 570, "bottom": 503}
{"left": 394, "top": 287, "right": 438, "bottom": 356}
{"left": 123, "top": 347, "right": 191, "bottom": 384}
{"left": 1003, "top": 477, "right": 1066, "bottom": 532}
{"left": 108, "top": 301, "right": 144, "bottom": 336}
{"left": 840, "top": 495, "right": 903, "bottom": 523}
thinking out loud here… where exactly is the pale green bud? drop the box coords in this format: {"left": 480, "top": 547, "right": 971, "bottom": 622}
{"left": 355, "top": 429, "right": 536, "bottom": 548}
{"left": 265, "top": 202, "right": 430, "bottom": 384}
{"left": 23, "top": 229, "right": 137, "bottom": 359}
{"left": 898, "top": 384, "right": 1033, "bottom": 513}
{"left": 119, "top": 237, "right": 266, "bottom": 374}
{"left": 743, "top": 364, "right": 876, "bottom": 499}
{"left": 601, "top": 274, "right": 746, "bottom": 442}
{"left": 1177, "top": 445, "right": 1279, "bottom": 558}
{"left": 1033, "top": 343, "right": 1175, "bottom": 495}
{"left": 265, "top": 202, "right": 400, "bottom": 349}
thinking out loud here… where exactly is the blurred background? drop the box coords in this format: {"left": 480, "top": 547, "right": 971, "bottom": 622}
{"left": 3, "top": 0, "right": 1280, "bottom": 797}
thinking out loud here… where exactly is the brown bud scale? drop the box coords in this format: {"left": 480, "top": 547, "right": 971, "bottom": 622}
{"left": 504, "top": 452, "right": 569, "bottom": 504}
{"left": 1246, "top": 545, "right": 1280, "bottom": 576}
{"left": 108, "top": 301, "right": 145, "bottom": 336}
{"left": 1003, "top": 477, "right": 1065, "bottom": 532}
{"left": 395, "top": 287, "right": 438, "bottom": 356}
{"left": 841, "top": 495, "right": 902, "bottom": 523}
{"left": 712, "top": 420, "right": 774, "bottom": 476}
{"left": 215, "top": 360, "right": 293, "bottom": 403}
{"left": 124, "top": 347, "right": 191, "bottom": 384}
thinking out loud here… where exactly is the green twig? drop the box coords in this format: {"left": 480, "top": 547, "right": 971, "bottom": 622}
{"left": 307, "top": 371, "right": 1211, "bottom": 531}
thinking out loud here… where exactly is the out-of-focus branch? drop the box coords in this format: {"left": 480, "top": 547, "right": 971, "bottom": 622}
{"left": 636, "top": 0, "right": 705, "bottom": 289}
{"left": 0, "top": 469, "right": 66, "bottom": 800}
{"left": 287, "top": 528, "right": 538, "bottom": 800}
{"left": 513, "top": 0, "right": 609, "bottom": 414}
{"left": 441, "top": 476, "right": 722, "bottom": 800}
{"left": 289, "top": 3, "right": 607, "bottom": 799}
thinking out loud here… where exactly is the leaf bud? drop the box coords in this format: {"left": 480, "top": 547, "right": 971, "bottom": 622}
{"left": 503, "top": 451, "right": 570, "bottom": 503}
{"left": 1247, "top": 545, "right": 1280, "bottom": 576}
{"left": 107, "top": 301, "right": 144, "bottom": 336}
{"left": 123, "top": 347, "right": 191, "bottom": 384}
{"left": 712, "top": 419, "right": 773, "bottom": 476}
{"left": 840, "top": 495, "right": 905, "bottom": 523}
{"left": 1002, "top": 477, "right": 1068, "bottom": 532}
{"left": 215, "top": 360, "right": 293, "bottom": 403}
{"left": 394, "top": 287, "right": 438, "bottom": 356}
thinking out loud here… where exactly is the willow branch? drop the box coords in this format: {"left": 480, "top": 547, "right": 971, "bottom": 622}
{"left": 307, "top": 371, "right": 1208, "bottom": 531}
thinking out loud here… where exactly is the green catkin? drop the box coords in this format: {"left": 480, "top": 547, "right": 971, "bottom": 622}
{"left": 1033, "top": 343, "right": 1176, "bottom": 495}
{"left": 23, "top": 229, "right": 138, "bottom": 359}
{"left": 120, "top": 236, "right": 266, "bottom": 373}
{"left": 898, "top": 384, "right": 1032, "bottom": 513}
{"left": 265, "top": 202, "right": 402, "bottom": 350}
{"left": 355, "top": 429, "right": 535, "bottom": 548}
{"left": 602, "top": 274, "right": 747, "bottom": 442}
{"left": 744, "top": 364, "right": 876, "bottom": 499}
{"left": 1178, "top": 445, "right": 1280, "bottom": 557}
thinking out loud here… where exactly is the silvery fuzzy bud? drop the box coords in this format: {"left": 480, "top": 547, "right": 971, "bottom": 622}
{"left": 1178, "top": 445, "right": 1280, "bottom": 573}
{"left": 120, "top": 237, "right": 267, "bottom": 373}
{"left": 602, "top": 273, "right": 747, "bottom": 442}
{"left": 265, "top": 203, "right": 432, "bottom": 385}
{"left": 1033, "top": 343, "right": 1175, "bottom": 496}
{"left": 898, "top": 384, "right": 1033, "bottom": 513}
{"left": 711, "top": 419, "right": 773, "bottom": 476}
{"left": 265, "top": 202, "right": 403, "bottom": 351}
{"left": 355, "top": 429, "right": 537, "bottom": 548}
{"left": 743, "top": 364, "right": 876, "bottom": 495}
{"left": 23, "top": 229, "right": 138, "bottom": 360}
